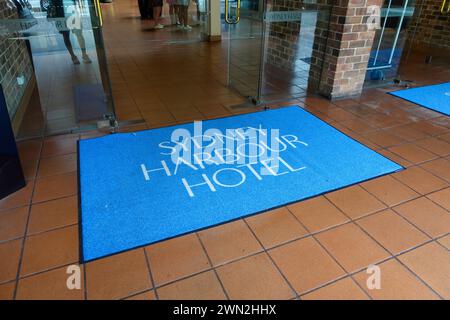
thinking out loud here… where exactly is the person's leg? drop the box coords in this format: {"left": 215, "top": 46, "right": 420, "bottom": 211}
{"left": 176, "top": 5, "right": 181, "bottom": 24}
{"left": 61, "top": 31, "right": 79, "bottom": 64}
{"left": 196, "top": 0, "right": 200, "bottom": 22}
{"left": 169, "top": 5, "right": 177, "bottom": 24}
{"left": 73, "top": 30, "right": 92, "bottom": 63}
{"left": 153, "top": 6, "right": 163, "bottom": 28}
{"left": 177, "top": 5, "right": 184, "bottom": 26}
{"left": 183, "top": 5, "right": 190, "bottom": 28}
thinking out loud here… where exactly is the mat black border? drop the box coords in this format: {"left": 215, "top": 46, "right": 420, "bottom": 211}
{"left": 387, "top": 81, "right": 450, "bottom": 117}
{"left": 77, "top": 105, "right": 405, "bottom": 263}
{"left": 77, "top": 141, "right": 84, "bottom": 264}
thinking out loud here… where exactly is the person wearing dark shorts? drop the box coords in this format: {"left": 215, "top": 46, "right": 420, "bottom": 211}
{"left": 152, "top": 0, "right": 164, "bottom": 29}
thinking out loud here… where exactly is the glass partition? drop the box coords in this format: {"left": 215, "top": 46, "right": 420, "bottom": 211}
{"left": 365, "top": 0, "right": 417, "bottom": 84}
{"left": 226, "top": 0, "right": 332, "bottom": 104}
{"left": 404, "top": 0, "right": 450, "bottom": 64}
{"left": 0, "top": 0, "right": 115, "bottom": 139}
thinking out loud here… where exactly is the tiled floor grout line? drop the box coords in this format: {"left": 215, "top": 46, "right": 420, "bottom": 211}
{"left": 391, "top": 207, "right": 449, "bottom": 242}
{"left": 359, "top": 180, "right": 449, "bottom": 215}
{"left": 434, "top": 234, "right": 450, "bottom": 251}
{"left": 324, "top": 103, "right": 449, "bottom": 144}
{"left": 356, "top": 171, "right": 450, "bottom": 226}
{"left": 355, "top": 171, "right": 450, "bottom": 247}
{"left": 392, "top": 253, "right": 445, "bottom": 300}
{"left": 348, "top": 218, "right": 445, "bottom": 300}
{"left": 33, "top": 219, "right": 450, "bottom": 300}
{"left": 6, "top": 260, "right": 80, "bottom": 284}
{"left": 337, "top": 176, "right": 448, "bottom": 299}
{"left": 311, "top": 110, "right": 449, "bottom": 164}
{"left": 12, "top": 139, "right": 44, "bottom": 300}
{"left": 28, "top": 191, "right": 78, "bottom": 207}
{"left": 284, "top": 206, "right": 374, "bottom": 300}
{"left": 121, "top": 74, "right": 148, "bottom": 124}
{"left": 294, "top": 189, "right": 449, "bottom": 298}
{"left": 136, "top": 251, "right": 267, "bottom": 296}
{"left": 120, "top": 288, "right": 155, "bottom": 300}
{"left": 142, "top": 248, "right": 159, "bottom": 300}
{"left": 417, "top": 161, "right": 450, "bottom": 186}
{"left": 356, "top": 127, "right": 448, "bottom": 155}
{"left": 389, "top": 166, "right": 450, "bottom": 196}
{"left": 0, "top": 192, "right": 74, "bottom": 215}
{"left": 194, "top": 233, "right": 231, "bottom": 300}
{"left": 300, "top": 236, "right": 449, "bottom": 299}
{"left": 0, "top": 222, "right": 78, "bottom": 245}
{"left": 313, "top": 100, "right": 445, "bottom": 133}
{"left": 240, "top": 219, "right": 300, "bottom": 300}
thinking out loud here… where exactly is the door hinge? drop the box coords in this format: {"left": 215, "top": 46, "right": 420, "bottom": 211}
{"left": 97, "top": 114, "right": 118, "bottom": 133}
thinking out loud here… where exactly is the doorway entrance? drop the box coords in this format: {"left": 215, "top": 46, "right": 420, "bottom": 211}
{"left": 225, "top": 0, "right": 332, "bottom": 104}
{"left": 96, "top": 0, "right": 247, "bottom": 128}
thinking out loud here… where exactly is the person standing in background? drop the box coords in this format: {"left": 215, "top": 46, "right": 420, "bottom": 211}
{"left": 152, "top": 0, "right": 164, "bottom": 29}
{"left": 193, "top": 0, "right": 200, "bottom": 25}
{"left": 166, "top": 0, "right": 178, "bottom": 25}
{"left": 177, "top": 0, "right": 190, "bottom": 30}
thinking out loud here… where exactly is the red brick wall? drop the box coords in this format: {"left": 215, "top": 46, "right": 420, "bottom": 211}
{"left": 0, "top": 0, "right": 34, "bottom": 119}
{"left": 257, "top": 0, "right": 386, "bottom": 99}
{"left": 318, "top": 0, "right": 383, "bottom": 99}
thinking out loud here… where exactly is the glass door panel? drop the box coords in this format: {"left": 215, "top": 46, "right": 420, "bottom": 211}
{"left": 261, "top": 1, "right": 331, "bottom": 103}
{"left": 406, "top": 0, "right": 450, "bottom": 63}
{"left": 0, "top": 0, "right": 116, "bottom": 138}
{"left": 365, "top": 0, "right": 417, "bottom": 83}
{"left": 226, "top": 0, "right": 332, "bottom": 104}
{"left": 227, "top": 0, "right": 265, "bottom": 102}
{"left": 196, "top": 0, "right": 209, "bottom": 37}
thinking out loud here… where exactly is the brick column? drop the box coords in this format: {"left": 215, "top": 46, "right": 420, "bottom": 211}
{"left": 319, "top": 0, "right": 382, "bottom": 99}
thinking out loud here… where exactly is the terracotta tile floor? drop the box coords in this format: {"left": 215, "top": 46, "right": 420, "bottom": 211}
{"left": 1, "top": 1, "right": 450, "bottom": 300}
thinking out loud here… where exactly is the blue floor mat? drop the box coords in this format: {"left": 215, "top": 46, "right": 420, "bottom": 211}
{"left": 78, "top": 106, "right": 403, "bottom": 262}
{"left": 389, "top": 82, "right": 450, "bottom": 116}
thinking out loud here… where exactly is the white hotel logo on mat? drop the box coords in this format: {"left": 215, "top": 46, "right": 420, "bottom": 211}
{"left": 140, "top": 121, "right": 308, "bottom": 197}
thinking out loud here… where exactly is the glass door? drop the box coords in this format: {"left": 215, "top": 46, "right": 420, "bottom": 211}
{"left": 0, "top": 0, "right": 117, "bottom": 138}
{"left": 226, "top": 0, "right": 332, "bottom": 104}
{"left": 365, "top": 0, "right": 417, "bottom": 84}
{"left": 226, "top": 0, "right": 265, "bottom": 103}
{"left": 406, "top": 0, "right": 450, "bottom": 63}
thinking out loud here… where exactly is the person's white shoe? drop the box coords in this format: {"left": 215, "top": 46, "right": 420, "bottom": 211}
{"left": 184, "top": 25, "right": 192, "bottom": 31}
{"left": 154, "top": 24, "right": 164, "bottom": 29}
{"left": 82, "top": 54, "right": 92, "bottom": 64}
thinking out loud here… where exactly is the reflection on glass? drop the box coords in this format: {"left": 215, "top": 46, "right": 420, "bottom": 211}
{"left": 0, "top": 0, "right": 114, "bottom": 139}
{"left": 227, "top": 0, "right": 332, "bottom": 104}
{"left": 365, "top": 0, "right": 416, "bottom": 84}
{"left": 40, "top": 0, "right": 92, "bottom": 64}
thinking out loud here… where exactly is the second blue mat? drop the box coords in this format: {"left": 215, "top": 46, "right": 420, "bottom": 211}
{"left": 389, "top": 82, "right": 450, "bottom": 116}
